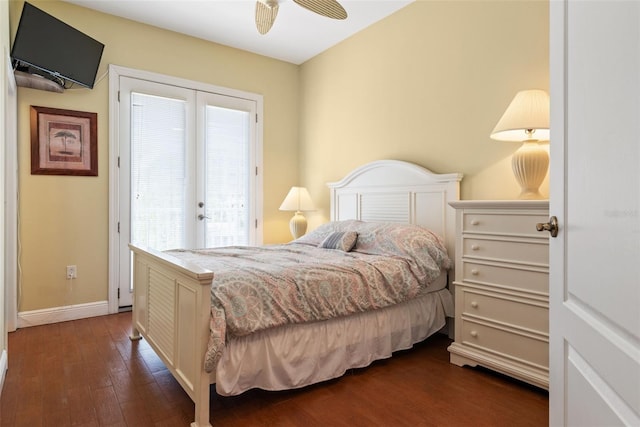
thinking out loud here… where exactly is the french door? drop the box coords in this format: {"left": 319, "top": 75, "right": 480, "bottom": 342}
{"left": 112, "top": 69, "right": 261, "bottom": 308}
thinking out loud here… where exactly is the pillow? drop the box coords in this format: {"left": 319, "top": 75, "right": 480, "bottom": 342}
{"left": 352, "top": 222, "right": 452, "bottom": 274}
{"left": 294, "top": 220, "right": 363, "bottom": 246}
{"left": 318, "top": 231, "right": 358, "bottom": 252}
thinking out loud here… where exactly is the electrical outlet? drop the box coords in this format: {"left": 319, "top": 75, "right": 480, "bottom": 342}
{"left": 66, "top": 265, "right": 77, "bottom": 279}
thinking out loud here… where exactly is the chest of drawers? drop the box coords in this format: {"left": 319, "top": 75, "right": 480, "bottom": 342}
{"left": 447, "top": 200, "right": 549, "bottom": 389}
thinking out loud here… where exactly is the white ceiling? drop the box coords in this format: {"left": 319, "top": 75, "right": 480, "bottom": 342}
{"left": 64, "top": 0, "right": 414, "bottom": 64}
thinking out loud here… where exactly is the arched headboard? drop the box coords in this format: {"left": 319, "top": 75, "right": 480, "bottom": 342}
{"left": 327, "top": 160, "right": 463, "bottom": 265}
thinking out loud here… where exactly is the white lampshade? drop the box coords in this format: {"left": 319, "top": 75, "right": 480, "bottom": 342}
{"left": 279, "top": 187, "right": 315, "bottom": 212}
{"left": 491, "top": 89, "right": 550, "bottom": 142}
{"left": 490, "top": 89, "right": 550, "bottom": 200}
{"left": 279, "top": 187, "right": 315, "bottom": 239}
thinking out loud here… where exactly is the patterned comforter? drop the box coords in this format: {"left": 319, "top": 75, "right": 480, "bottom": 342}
{"left": 165, "top": 221, "right": 451, "bottom": 373}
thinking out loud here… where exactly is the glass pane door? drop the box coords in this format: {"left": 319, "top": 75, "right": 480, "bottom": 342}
{"left": 197, "top": 92, "right": 257, "bottom": 248}
{"left": 203, "top": 105, "right": 250, "bottom": 247}
{"left": 131, "top": 92, "right": 189, "bottom": 250}
{"left": 118, "top": 76, "right": 258, "bottom": 308}
{"left": 114, "top": 70, "right": 262, "bottom": 307}
{"left": 118, "top": 77, "right": 196, "bottom": 307}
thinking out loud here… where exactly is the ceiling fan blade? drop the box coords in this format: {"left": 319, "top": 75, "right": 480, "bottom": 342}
{"left": 293, "top": 0, "right": 348, "bottom": 20}
{"left": 256, "top": 1, "right": 279, "bottom": 35}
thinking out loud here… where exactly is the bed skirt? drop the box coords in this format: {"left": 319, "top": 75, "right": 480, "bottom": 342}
{"left": 214, "top": 287, "right": 454, "bottom": 396}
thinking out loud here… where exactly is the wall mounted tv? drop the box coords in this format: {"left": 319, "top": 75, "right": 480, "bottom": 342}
{"left": 11, "top": 2, "right": 104, "bottom": 89}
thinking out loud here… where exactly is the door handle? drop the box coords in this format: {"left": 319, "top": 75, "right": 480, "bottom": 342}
{"left": 536, "top": 216, "right": 559, "bottom": 238}
{"left": 198, "top": 214, "right": 211, "bottom": 221}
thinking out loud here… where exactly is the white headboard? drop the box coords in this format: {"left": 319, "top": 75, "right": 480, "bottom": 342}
{"left": 327, "top": 160, "right": 463, "bottom": 264}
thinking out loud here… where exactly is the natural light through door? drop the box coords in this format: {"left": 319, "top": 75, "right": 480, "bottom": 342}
{"left": 112, "top": 69, "right": 262, "bottom": 310}
{"left": 198, "top": 93, "right": 253, "bottom": 248}
{"left": 131, "top": 93, "right": 191, "bottom": 251}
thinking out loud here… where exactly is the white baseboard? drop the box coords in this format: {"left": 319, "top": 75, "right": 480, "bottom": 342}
{"left": 0, "top": 349, "right": 7, "bottom": 397}
{"left": 17, "top": 300, "right": 109, "bottom": 328}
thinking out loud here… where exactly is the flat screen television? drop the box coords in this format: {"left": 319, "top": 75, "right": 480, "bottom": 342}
{"left": 11, "top": 2, "right": 104, "bottom": 89}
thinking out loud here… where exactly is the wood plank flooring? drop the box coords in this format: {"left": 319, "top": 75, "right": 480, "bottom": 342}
{"left": 0, "top": 313, "right": 548, "bottom": 426}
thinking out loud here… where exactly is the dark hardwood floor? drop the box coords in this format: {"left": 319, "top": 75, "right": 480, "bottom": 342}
{"left": 0, "top": 312, "right": 548, "bottom": 426}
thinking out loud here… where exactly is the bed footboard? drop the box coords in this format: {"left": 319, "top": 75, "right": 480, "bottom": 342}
{"left": 129, "top": 244, "right": 214, "bottom": 427}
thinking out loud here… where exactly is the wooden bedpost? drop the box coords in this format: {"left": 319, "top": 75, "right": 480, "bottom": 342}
{"left": 190, "top": 256, "right": 216, "bottom": 427}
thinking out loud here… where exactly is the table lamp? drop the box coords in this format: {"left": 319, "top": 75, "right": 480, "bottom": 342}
{"left": 490, "top": 89, "right": 550, "bottom": 200}
{"left": 279, "top": 186, "right": 315, "bottom": 239}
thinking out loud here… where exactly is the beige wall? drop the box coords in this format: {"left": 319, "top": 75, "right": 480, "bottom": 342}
{"left": 299, "top": 0, "right": 549, "bottom": 228}
{"left": 9, "top": 0, "right": 299, "bottom": 311}
{"left": 9, "top": 0, "right": 549, "bottom": 313}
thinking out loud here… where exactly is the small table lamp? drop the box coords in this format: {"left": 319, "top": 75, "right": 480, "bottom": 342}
{"left": 490, "top": 89, "right": 550, "bottom": 200}
{"left": 279, "top": 186, "right": 315, "bottom": 239}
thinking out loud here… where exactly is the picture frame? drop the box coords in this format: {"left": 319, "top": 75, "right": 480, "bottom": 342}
{"left": 30, "top": 106, "right": 98, "bottom": 176}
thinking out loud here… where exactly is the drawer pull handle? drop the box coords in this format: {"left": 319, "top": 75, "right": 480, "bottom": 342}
{"left": 471, "top": 269, "right": 479, "bottom": 276}
{"left": 471, "top": 301, "right": 478, "bottom": 308}
{"left": 470, "top": 330, "right": 478, "bottom": 338}
{"left": 470, "top": 219, "right": 480, "bottom": 226}
{"left": 471, "top": 244, "right": 479, "bottom": 251}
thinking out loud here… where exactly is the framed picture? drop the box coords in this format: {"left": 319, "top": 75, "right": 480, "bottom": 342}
{"left": 30, "top": 106, "right": 98, "bottom": 176}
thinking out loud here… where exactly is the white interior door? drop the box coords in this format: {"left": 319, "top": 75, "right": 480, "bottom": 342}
{"left": 549, "top": 1, "right": 640, "bottom": 425}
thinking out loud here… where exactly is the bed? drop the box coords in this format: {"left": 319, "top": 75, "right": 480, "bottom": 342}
{"left": 129, "top": 159, "right": 463, "bottom": 427}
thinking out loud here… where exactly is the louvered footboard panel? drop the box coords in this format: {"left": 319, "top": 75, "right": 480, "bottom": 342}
{"left": 175, "top": 282, "right": 197, "bottom": 390}
{"left": 148, "top": 268, "right": 176, "bottom": 364}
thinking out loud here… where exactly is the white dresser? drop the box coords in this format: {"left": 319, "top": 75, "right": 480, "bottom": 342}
{"left": 447, "top": 200, "right": 549, "bottom": 389}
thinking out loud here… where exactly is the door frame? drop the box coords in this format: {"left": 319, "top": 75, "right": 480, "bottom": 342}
{"left": 4, "top": 52, "right": 18, "bottom": 333}
{"left": 548, "top": 1, "right": 566, "bottom": 421}
{"left": 107, "top": 64, "right": 264, "bottom": 313}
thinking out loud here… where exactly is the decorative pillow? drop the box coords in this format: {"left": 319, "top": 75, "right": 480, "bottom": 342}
{"left": 318, "top": 231, "right": 358, "bottom": 252}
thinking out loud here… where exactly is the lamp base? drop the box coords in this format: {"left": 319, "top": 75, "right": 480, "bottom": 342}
{"left": 512, "top": 141, "right": 549, "bottom": 200}
{"left": 517, "top": 189, "right": 545, "bottom": 200}
{"left": 289, "top": 211, "right": 308, "bottom": 239}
